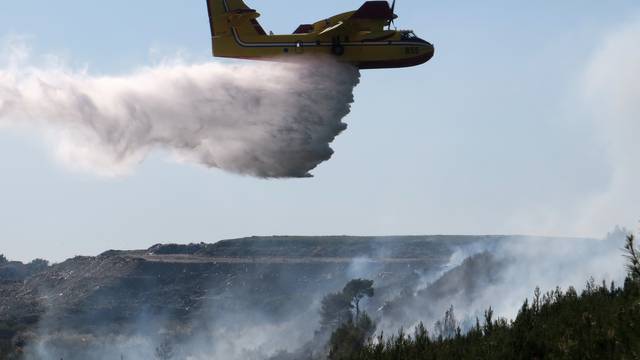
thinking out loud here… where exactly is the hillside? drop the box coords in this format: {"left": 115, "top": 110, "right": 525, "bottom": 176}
{"left": 321, "top": 234, "right": 640, "bottom": 360}
{"left": 0, "top": 235, "right": 599, "bottom": 359}
{"left": 347, "top": 272, "right": 640, "bottom": 360}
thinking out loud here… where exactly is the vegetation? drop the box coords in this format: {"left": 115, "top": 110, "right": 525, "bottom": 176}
{"left": 0, "top": 319, "right": 28, "bottom": 358}
{"left": 0, "top": 256, "right": 50, "bottom": 282}
{"left": 329, "top": 234, "right": 640, "bottom": 360}
{"left": 320, "top": 279, "right": 375, "bottom": 331}
{"left": 0, "top": 255, "right": 50, "bottom": 359}
{"left": 624, "top": 234, "right": 640, "bottom": 281}
{"left": 329, "top": 315, "right": 376, "bottom": 360}
{"left": 26, "top": 258, "right": 49, "bottom": 273}
{"left": 317, "top": 279, "right": 377, "bottom": 359}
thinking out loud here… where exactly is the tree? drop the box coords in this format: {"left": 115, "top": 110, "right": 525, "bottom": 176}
{"left": 624, "top": 234, "right": 640, "bottom": 281}
{"left": 328, "top": 313, "right": 376, "bottom": 360}
{"left": 320, "top": 279, "right": 377, "bottom": 359}
{"left": 342, "top": 279, "right": 374, "bottom": 320}
{"left": 320, "top": 279, "right": 375, "bottom": 330}
{"left": 27, "top": 259, "right": 49, "bottom": 274}
{"left": 434, "top": 305, "right": 459, "bottom": 340}
{"left": 606, "top": 225, "right": 630, "bottom": 242}
{"left": 321, "top": 292, "right": 354, "bottom": 329}
{"left": 0, "top": 254, "right": 7, "bottom": 266}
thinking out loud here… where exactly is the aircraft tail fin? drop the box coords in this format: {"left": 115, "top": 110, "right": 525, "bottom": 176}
{"left": 206, "top": 0, "right": 267, "bottom": 38}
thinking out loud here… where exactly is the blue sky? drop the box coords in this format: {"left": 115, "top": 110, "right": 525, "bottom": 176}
{"left": 0, "top": 1, "right": 638, "bottom": 262}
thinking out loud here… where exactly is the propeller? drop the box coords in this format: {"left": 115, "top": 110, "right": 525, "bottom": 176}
{"left": 388, "top": 0, "right": 397, "bottom": 30}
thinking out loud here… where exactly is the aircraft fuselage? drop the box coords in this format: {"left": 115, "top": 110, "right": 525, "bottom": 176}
{"left": 214, "top": 29, "right": 434, "bottom": 69}
{"left": 208, "top": 0, "right": 435, "bottom": 69}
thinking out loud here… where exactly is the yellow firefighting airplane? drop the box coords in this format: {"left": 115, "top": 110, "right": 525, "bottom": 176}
{"left": 206, "top": 0, "right": 435, "bottom": 69}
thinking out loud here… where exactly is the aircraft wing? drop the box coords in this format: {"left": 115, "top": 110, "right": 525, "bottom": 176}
{"left": 350, "top": 1, "right": 396, "bottom": 25}
{"left": 318, "top": 1, "right": 396, "bottom": 38}
{"left": 349, "top": 1, "right": 397, "bottom": 32}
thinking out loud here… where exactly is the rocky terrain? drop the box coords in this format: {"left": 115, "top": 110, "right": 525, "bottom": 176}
{"left": 0, "top": 235, "right": 592, "bottom": 359}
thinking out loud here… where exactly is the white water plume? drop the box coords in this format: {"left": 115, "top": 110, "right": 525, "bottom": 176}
{"left": 0, "top": 41, "right": 360, "bottom": 178}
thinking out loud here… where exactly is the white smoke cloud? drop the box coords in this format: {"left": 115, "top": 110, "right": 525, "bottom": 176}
{"left": 0, "top": 40, "right": 360, "bottom": 178}
{"left": 577, "top": 18, "right": 640, "bottom": 233}
{"left": 377, "top": 233, "right": 628, "bottom": 337}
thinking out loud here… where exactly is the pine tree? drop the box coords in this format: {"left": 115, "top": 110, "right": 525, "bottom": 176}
{"left": 624, "top": 234, "right": 640, "bottom": 281}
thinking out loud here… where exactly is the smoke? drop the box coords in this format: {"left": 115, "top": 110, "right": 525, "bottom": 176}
{"left": 383, "top": 19, "right": 640, "bottom": 333}
{"left": 0, "top": 39, "right": 360, "bottom": 178}
{"left": 18, "top": 248, "right": 357, "bottom": 360}
{"left": 576, "top": 18, "right": 640, "bottom": 232}
{"left": 377, "top": 232, "right": 628, "bottom": 336}
{"left": 15, "top": 234, "right": 630, "bottom": 359}
{"left": 25, "top": 310, "right": 320, "bottom": 360}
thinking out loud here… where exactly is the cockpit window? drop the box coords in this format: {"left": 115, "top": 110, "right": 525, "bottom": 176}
{"left": 400, "top": 31, "right": 418, "bottom": 41}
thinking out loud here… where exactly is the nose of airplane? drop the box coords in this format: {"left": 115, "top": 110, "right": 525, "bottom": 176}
{"left": 423, "top": 42, "right": 435, "bottom": 63}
